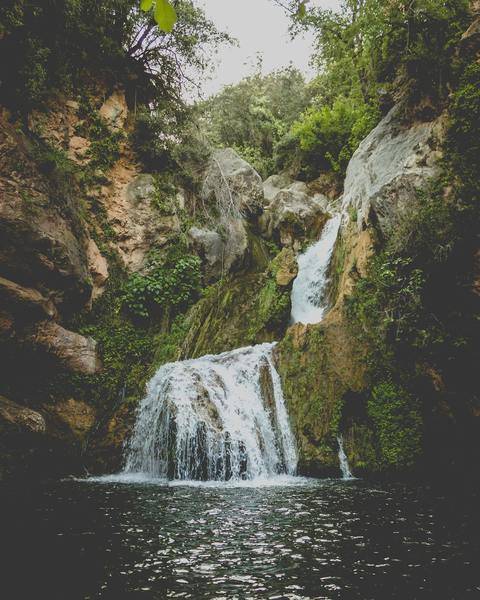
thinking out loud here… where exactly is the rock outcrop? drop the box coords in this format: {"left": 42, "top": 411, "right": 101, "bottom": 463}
{"left": 260, "top": 177, "right": 329, "bottom": 249}
{"left": 29, "top": 321, "right": 101, "bottom": 374}
{"left": 188, "top": 220, "right": 248, "bottom": 282}
{"left": 341, "top": 104, "right": 442, "bottom": 234}
{"left": 202, "top": 148, "right": 264, "bottom": 217}
{"left": 0, "top": 395, "right": 46, "bottom": 435}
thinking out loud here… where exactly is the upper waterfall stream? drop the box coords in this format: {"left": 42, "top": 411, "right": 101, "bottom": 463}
{"left": 290, "top": 213, "right": 341, "bottom": 325}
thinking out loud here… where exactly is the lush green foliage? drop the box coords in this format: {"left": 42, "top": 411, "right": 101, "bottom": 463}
{"left": 0, "top": 0, "right": 229, "bottom": 112}
{"left": 288, "top": 98, "right": 379, "bottom": 176}
{"left": 269, "top": 0, "right": 469, "bottom": 179}
{"left": 345, "top": 49, "right": 480, "bottom": 471}
{"left": 123, "top": 245, "right": 202, "bottom": 319}
{"left": 199, "top": 67, "right": 311, "bottom": 178}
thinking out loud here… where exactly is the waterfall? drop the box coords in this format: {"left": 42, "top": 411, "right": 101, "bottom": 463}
{"left": 123, "top": 343, "right": 298, "bottom": 482}
{"left": 337, "top": 435, "right": 353, "bottom": 480}
{"left": 290, "top": 213, "right": 341, "bottom": 325}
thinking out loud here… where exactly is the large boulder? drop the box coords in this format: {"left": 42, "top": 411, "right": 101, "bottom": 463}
{"left": 202, "top": 148, "right": 264, "bottom": 218}
{"left": 260, "top": 180, "right": 329, "bottom": 249}
{"left": 188, "top": 220, "right": 248, "bottom": 282}
{"left": 341, "top": 104, "right": 442, "bottom": 234}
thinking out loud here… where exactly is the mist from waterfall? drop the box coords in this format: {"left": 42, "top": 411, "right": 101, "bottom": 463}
{"left": 290, "top": 213, "right": 341, "bottom": 325}
{"left": 123, "top": 343, "right": 297, "bottom": 482}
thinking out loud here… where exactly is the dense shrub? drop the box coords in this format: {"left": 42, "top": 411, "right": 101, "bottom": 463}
{"left": 123, "top": 247, "right": 202, "bottom": 319}
{"left": 288, "top": 98, "right": 379, "bottom": 177}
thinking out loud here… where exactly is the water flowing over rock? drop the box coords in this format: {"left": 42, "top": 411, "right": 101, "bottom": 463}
{"left": 290, "top": 214, "right": 341, "bottom": 324}
{"left": 124, "top": 343, "right": 297, "bottom": 481}
{"left": 337, "top": 435, "right": 353, "bottom": 480}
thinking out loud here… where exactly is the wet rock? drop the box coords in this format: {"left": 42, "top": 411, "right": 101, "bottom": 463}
{"left": 271, "top": 248, "right": 298, "bottom": 288}
{"left": 188, "top": 221, "right": 248, "bottom": 282}
{"left": 30, "top": 321, "right": 101, "bottom": 374}
{"left": 46, "top": 398, "right": 96, "bottom": 441}
{"left": 202, "top": 148, "right": 264, "bottom": 218}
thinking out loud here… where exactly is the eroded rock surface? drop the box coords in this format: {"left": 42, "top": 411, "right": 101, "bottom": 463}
{"left": 341, "top": 104, "right": 442, "bottom": 233}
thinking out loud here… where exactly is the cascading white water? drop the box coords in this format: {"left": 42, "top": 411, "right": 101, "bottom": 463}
{"left": 337, "top": 435, "right": 353, "bottom": 480}
{"left": 123, "top": 343, "right": 297, "bottom": 482}
{"left": 290, "top": 213, "right": 341, "bottom": 325}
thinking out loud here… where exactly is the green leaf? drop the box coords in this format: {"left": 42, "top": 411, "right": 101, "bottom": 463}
{"left": 154, "top": 0, "right": 177, "bottom": 33}
{"left": 140, "top": 0, "right": 154, "bottom": 11}
{"left": 297, "top": 1, "right": 307, "bottom": 19}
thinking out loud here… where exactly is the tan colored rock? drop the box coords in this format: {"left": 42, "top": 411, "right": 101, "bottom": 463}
{"left": 272, "top": 248, "right": 298, "bottom": 287}
{"left": 86, "top": 238, "right": 109, "bottom": 300}
{"left": 98, "top": 165, "right": 180, "bottom": 271}
{"left": 0, "top": 276, "right": 57, "bottom": 319}
{"left": 49, "top": 398, "right": 96, "bottom": 440}
{"left": 31, "top": 321, "right": 101, "bottom": 374}
{"left": 0, "top": 395, "right": 46, "bottom": 434}
{"left": 99, "top": 90, "right": 128, "bottom": 131}
{"left": 0, "top": 118, "right": 92, "bottom": 308}
{"left": 68, "top": 135, "right": 90, "bottom": 164}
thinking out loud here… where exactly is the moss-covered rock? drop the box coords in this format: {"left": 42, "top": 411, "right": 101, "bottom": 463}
{"left": 180, "top": 270, "right": 291, "bottom": 359}
{"left": 275, "top": 313, "right": 370, "bottom": 476}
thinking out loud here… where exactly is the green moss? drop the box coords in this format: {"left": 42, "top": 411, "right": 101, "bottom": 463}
{"left": 180, "top": 266, "right": 292, "bottom": 359}
{"left": 368, "top": 382, "right": 422, "bottom": 469}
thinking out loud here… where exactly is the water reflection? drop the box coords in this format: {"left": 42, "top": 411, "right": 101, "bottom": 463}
{"left": 1, "top": 478, "right": 480, "bottom": 599}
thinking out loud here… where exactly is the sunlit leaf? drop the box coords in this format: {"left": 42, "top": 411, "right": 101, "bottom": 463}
{"left": 154, "top": 0, "right": 177, "bottom": 33}
{"left": 140, "top": 0, "right": 154, "bottom": 12}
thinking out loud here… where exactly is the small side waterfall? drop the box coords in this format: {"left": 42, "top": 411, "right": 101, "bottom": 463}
{"left": 123, "top": 343, "right": 297, "bottom": 482}
{"left": 291, "top": 213, "right": 341, "bottom": 325}
{"left": 337, "top": 435, "right": 353, "bottom": 480}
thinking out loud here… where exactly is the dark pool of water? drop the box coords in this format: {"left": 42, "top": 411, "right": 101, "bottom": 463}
{"left": 1, "top": 476, "right": 479, "bottom": 599}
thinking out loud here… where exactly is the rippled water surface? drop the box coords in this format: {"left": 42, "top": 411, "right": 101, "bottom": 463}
{"left": 2, "top": 477, "right": 480, "bottom": 599}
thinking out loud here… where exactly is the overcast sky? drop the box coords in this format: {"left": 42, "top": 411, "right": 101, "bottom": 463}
{"left": 195, "top": 0, "right": 342, "bottom": 98}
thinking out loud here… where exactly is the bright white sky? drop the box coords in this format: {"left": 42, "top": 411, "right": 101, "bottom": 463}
{"left": 195, "top": 0, "right": 342, "bottom": 98}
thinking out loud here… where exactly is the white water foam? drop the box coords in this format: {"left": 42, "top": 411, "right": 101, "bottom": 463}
{"left": 122, "top": 343, "right": 298, "bottom": 482}
{"left": 337, "top": 435, "right": 353, "bottom": 480}
{"left": 291, "top": 213, "right": 341, "bottom": 325}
